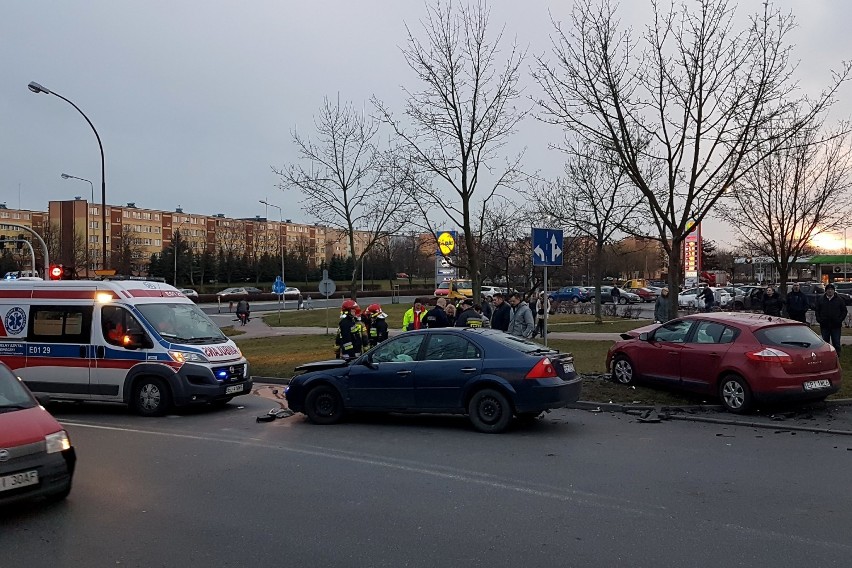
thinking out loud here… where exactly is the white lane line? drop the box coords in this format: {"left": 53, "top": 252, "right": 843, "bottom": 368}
{"left": 59, "top": 420, "right": 852, "bottom": 552}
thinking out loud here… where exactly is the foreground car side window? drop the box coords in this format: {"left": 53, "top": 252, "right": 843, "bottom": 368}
{"left": 371, "top": 335, "right": 425, "bottom": 363}
{"left": 691, "top": 321, "right": 739, "bottom": 344}
{"left": 422, "top": 334, "right": 480, "bottom": 361}
{"left": 653, "top": 320, "right": 692, "bottom": 343}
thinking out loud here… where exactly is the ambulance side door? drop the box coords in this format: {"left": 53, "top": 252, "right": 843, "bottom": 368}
{"left": 24, "top": 303, "right": 95, "bottom": 397}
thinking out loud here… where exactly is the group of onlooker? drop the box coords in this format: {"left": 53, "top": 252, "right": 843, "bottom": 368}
{"left": 401, "top": 292, "right": 540, "bottom": 339}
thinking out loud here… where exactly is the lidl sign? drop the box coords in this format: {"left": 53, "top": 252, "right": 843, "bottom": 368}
{"left": 437, "top": 231, "right": 456, "bottom": 256}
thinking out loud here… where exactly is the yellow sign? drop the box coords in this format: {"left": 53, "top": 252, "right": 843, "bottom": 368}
{"left": 437, "top": 232, "right": 455, "bottom": 256}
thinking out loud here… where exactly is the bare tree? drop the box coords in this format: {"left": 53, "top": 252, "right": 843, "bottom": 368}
{"left": 534, "top": 0, "right": 850, "bottom": 318}
{"left": 215, "top": 218, "right": 247, "bottom": 284}
{"left": 479, "top": 196, "right": 529, "bottom": 290}
{"left": 373, "top": 0, "right": 527, "bottom": 302}
{"left": 111, "top": 226, "right": 144, "bottom": 275}
{"left": 274, "top": 96, "right": 411, "bottom": 299}
{"left": 718, "top": 120, "right": 852, "bottom": 298}
{"left": 533, "top": 147, "right": 642, "bottom": 322}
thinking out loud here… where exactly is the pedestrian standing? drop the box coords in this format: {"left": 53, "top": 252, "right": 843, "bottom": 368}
{"left": 335, "top": 299, "right": 363, "bottom": 360}
{"left": 402, "top": 299, "right": 427, "bottom": 331}
{"left": 762, "top": 286, "right": 783, "bottom": 316}
{"left": 507, "top": 292, "right": 535, "bottom": 338}
{"left": 297, "top": 294, "right": 304, "bottom": 310}
{"left": 454, "top": 298, "right": 483, "bottom": 327}
{"left": 424, "top": 298, "right": 450, "bottom": 328}
{"left": 700, "top": 285, "right": 715, "bottom": 312}
{"left": 305, "top": 295, "right": 313, "bottom": 310}
{"left": 785, "top": 283, "right": 809, "bottom": 323}
{"left": 815, "top": 283, "right": 846, "bottom": 354}
{"left": 480, "top": 296, "right": 493, "bottom": 320}
{"left": 490, "top": 293, "right": 511, "bottom": 332}
{"left": 365, "top": 303, "right": 389, "bottom": 347}
{"left": 610, "top": 285, "right": 621, "bottom": 305}
{"left": 532, "top": 292, "right": 550, "bottom": 338}
{"left": 445, "top": 303, "right": 457, "bottom": 327}
{"left": 654, "top": 288, "right": 671, "bottom": 323}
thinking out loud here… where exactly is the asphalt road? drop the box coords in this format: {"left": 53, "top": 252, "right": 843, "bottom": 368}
{"left": 3, "top": 392, "right": 850, "bottom": 568}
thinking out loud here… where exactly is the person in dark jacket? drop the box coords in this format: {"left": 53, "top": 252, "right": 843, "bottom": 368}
{"left": 424, "top": 298, "right": 450, "bottom": 328}
{"left": 489, "top": 293, "right": 511, "bottom": 332}
{"left": 762, "top": 286, "right": 783, "bottom": 316}
{"left": 445, "top": 303, "right": 457, "bottom": 327}
{"left": 785, "top": 283, "right": 809, "bottom": 323}
{"left": 815, "top": 283, "right": 847, "bottom": 354}
{"left": 454, "top": 298, "right": 483, "bottom": 327}
{"left": 610, "top": 285, "right": 621, "bottom": 304}
{"left": 654, "top": 288, "right": 671, "bottom": 323}
{"left": 700, "top": 285, "right": 715, "bottom": 312}
{"left": 365, "top": 303, "right": 389, "bottom": 347}
{"left": 335, "top": 299, "right": 363, "bottom": 360}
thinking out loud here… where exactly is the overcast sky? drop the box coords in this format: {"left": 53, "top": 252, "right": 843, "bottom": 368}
{"left": 2, "top": 1, "right": 849, "bottom": 247}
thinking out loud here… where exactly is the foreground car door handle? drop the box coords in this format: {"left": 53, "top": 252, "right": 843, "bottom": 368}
{"left": 460, "top": 367, "right": 477, "bottom": 373}
{"left": 397, "top": 370, "right": 412, "bottom": 376}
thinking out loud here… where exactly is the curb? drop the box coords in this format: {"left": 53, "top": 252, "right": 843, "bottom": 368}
{"left": 253, "top": 376, "right": 291, "bottom": 386}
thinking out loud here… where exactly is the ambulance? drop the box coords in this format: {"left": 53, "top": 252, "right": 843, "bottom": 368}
{"left": 0, "top": 279, "right": 252, "bottom": 416}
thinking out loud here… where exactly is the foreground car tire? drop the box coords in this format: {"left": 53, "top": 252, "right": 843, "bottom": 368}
{"left": 305, "top": 385, "right": 344, "bottom": 425}
{"left": 133, "top": 377, "right": 172, "bottom": 417}
{"left": 468, "top": 389, "right": 512, "bottom": 433}
{"left": 719, "top": 374, "right": 753, "bottom": 413}
{"left": 611, "top": 356, "right": 635, "bottom": 385}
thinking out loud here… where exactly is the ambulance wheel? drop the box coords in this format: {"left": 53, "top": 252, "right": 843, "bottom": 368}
{"left": 133, "top": 377, "right": 172, "bottom": 417}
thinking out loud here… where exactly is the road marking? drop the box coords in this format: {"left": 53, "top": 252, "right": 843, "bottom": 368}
{"left": 59, "top": 420, "right": 852, "bottom": 552}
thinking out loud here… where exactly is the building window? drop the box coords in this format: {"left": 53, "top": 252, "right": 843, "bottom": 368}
{"left": 90, "top": 221, "right": 99, "bottom": 229}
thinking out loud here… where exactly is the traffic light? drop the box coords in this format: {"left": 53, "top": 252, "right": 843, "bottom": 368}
{"left": 16, "top": 234, "right": 24, "bottom": 250}
{"left": 49, "top": 265, "right": 64, "bottom": 280}
{"left": 0, "top": 235, "right": 6, "bottom": 249}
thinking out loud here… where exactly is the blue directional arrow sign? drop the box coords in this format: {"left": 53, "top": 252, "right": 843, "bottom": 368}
{"left": 532, "top": 228, "right": 564, "bottom": 267}
{"left": 272, "top": 276, "right": 286, "bottom": 294}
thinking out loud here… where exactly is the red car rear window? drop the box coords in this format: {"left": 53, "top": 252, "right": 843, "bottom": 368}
{"left": 754, "top": 325, "right": 825, "bottom": 349}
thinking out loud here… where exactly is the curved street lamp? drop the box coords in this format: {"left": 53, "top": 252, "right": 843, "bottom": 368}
{"left": 29, "top": 81, "right": 107, "bottom": 271}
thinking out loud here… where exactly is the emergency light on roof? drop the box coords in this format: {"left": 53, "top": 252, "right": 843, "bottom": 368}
{"left": 96, "top": 292, "right": 114, "bottom": 303}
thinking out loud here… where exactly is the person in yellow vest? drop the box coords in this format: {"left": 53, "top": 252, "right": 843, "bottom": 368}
{"left": 402, "top": 299, "right": 427, "bottom": 331}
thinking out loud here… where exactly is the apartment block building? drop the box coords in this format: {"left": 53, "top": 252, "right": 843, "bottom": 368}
{"left": 4, "top": 199, "right": 372, "bottom": 275}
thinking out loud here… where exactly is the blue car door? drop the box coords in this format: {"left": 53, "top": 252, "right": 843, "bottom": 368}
{"left": 414, "top": 333, "right": 483, "bottom": 409}
{"left": 345, "top": 334, "right": 424, "bottom": 409}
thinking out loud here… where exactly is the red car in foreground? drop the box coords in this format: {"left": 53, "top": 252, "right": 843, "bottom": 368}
{"left": 0, "top": 363, "right": 76, "bottom": 506}
{"left": 606, "top": 313, "right": 841, "bottom": 413}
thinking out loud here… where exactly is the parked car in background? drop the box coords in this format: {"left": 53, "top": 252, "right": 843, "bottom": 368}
{"left": 607, "top": 313, "right": 841, "bottom": 413}
{"left": 585, "top": 286, "right": 641, "bottom": 304}
{"left": 180, "top": 288, "right": 199, "bottom": 298}
{"left": 791, "top": 282, "right": 852, "bottom": 308}
{"left": 434, "top": 279, "right": 474, "bottom": 300}
{"left": 0, "top": 363, "right": 76, "bottom": 506}
{"left": 284, "top": 287, "right": 301, "bottom": 299}
{"left": 481, "top": 286, "right": 502, "bottom": 299}
{"left": 548, "top": 286, "right": 589, "bottom": 303}
{"left": 627, "top": 287, "right": 658, "bottom": 302}
{"left": 285, "top": 328, "right": 582, "bottom": 433}
{"left": 217, "top": 286, "right": 263, "bottom": 298}
{"left": 678, "top": 287, "right": 732, "bottom": 309}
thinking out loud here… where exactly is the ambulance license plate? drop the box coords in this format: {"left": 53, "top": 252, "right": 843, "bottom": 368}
{"left": 225, "top": 384, "right": 244, "bottom": 395}
{"left": 0, "top": 470, "right": 39, "bottom": 492}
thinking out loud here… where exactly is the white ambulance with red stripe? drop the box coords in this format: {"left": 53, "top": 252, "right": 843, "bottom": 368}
{"left": 0, "top": 279, "right": 251, "bottom": 416}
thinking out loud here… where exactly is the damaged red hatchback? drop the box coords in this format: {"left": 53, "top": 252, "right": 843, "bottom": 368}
{"left": 606, "top": 313, "right": 841, "bottom": 413}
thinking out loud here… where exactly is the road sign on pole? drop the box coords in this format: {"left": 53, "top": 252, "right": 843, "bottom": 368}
{"left": 532, "top": 228, "right": 564, "bottom": 266}
{"left": 319, "top": 277, "right": 337, "bottom": 335}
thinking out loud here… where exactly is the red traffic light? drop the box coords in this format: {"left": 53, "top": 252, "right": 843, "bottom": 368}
{"left": 49, "top": 265, "right": 63, "bottom": 280}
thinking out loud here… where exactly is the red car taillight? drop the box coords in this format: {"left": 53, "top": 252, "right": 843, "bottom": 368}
{"left": 526, "top": 357, "right": 558, "bottom": 379}
{"left": 746, "top": 347, "right": 793, "bottom": 364}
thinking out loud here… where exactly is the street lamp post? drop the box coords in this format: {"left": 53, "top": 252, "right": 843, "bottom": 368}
{"left": 258, "top": 200, "right": 285, "bottom": 283}
{"left": 29, "top": 81, "right": 107, "bottom": 271}
{"left": 60, "top": 173, "right": 94, "bottom": 276}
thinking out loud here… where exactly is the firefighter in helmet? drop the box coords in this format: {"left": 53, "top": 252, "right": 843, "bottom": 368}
{"left": 365, "top": 303, "right": 389, "bottom": 347}
{"left": 335, "top": 299, "right": 363, "bottom": 360}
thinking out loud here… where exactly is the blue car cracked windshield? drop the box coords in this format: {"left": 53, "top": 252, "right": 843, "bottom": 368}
{"left": 285, "top": 328, "right": 582, "bottom": 433}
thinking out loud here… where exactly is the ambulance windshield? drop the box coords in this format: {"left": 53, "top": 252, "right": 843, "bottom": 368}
{"left": 135, "top": 303, "right": 227, "bottom": 344}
